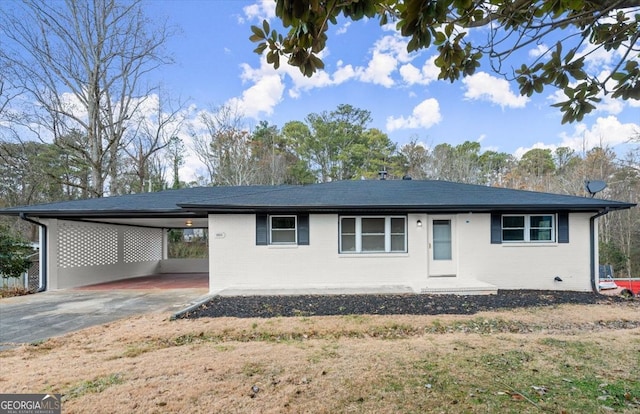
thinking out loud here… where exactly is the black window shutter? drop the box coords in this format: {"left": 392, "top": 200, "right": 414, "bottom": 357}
{"left": 297, "top": 214, "right": 309, "bottom": 245}
{"left": 256, "top": 214, "right": 268, "bottom": 245}
{"left": 558, "top": 212, "right": 569, "bottom": 243}
{"left": 490, "top": 213, "right": 502, "bottom": 244}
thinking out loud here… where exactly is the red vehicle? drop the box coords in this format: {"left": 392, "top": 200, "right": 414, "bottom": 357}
{"left": 598, "top": 265, "right": 640, "bottom": 296}
{"left": 611, "top": 279, "right": 640, "bottom": 296}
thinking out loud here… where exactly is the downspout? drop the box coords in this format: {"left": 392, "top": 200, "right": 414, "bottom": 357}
{"left": 590, "top": 208, "right": 610, "bottom": 294}
{"left": 19, "top": 213, "right": 47, "bottom": 292}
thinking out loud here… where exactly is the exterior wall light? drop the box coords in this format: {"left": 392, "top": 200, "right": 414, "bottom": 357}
{"left": 417, "top": 220, "right": 423, "bottom": 228}
{"left": 186, "top": 219, "right": 193, "bottom": 227}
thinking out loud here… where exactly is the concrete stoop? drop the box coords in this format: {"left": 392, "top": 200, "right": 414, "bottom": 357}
{"left": 421, "top": 280, "right": 498, "bottom": 295}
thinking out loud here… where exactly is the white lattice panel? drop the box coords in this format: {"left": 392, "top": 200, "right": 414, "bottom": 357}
{"left": 58, "top": 222, "right": 118, "bottom": 268}
{"left": 124, "top": 227, "right": 163, "bottom": 263}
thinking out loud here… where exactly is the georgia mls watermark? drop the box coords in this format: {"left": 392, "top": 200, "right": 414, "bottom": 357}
{"left": 0, "top": 394, "right": 61, "bottom": 414}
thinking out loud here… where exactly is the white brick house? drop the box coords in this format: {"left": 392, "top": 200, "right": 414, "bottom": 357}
{"left": 1, "top": 180, "right": 634, "bottom": 295}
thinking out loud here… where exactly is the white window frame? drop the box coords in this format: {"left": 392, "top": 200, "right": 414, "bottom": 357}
{"left": 269, "top": 215, "right": 297, "bottom": 245}
{"left": 502, "top": 214, "right": 555, "bottom": 243}
{"left": 339, "top": 216, "right": 407, "bottom": 253}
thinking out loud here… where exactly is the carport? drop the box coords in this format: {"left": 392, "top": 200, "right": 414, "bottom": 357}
{"left": 2, "top": 188, "right": 213, "bottom": 291}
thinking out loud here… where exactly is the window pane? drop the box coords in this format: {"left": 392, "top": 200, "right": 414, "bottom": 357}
{"left": 341, "top": 218, "right": 355, "bottom": 233}
{"left": 362, "top": 218, "right": 385, "bottom": 233}
{"left": 391, "top": 235, "right": 405, "bottom": 252}
{"left": 530, "top": 215, "right": 552, "bottom": 228}
{"left": 391, "top": 218, "right": 405, "bottom": 233}
{"left": 433, "top": 220, "right": 452, "bottom": 260}
{"left": 503, "top": 229, "right": 524, "bottom": 241}
{"left": 433, "top": 220, "right": 451, "bottom": 241}
{"left": 341, "top": 235, "right": 356, "bottom": 252}
{"left": 271, "top": 229, "right": 296, "bottom": 243}
{"left": 503, "top": 216, "right": 524, "bottom": 228}
{"left": 530, "top": 229, "right": 551, "bottom": 241}
{"left": 362, "top": 235, "right": 385, "bottom": 252}
{"left": 272, "top": 216, "right": 296, "bottom": 229}
{"left": 433, "top": 242, "right": 451, "bottom": 260}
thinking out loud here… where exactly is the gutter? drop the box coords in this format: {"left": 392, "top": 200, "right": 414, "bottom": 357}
{"left": 590, "top": 208, "right": 610, "bottom": 294}
{"left": 19, "top": 213, "right": 47, "bottom": 292}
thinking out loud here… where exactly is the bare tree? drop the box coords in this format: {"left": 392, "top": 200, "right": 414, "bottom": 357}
{"left": 0, "top": 0, "right": 173, "bottom": 197}
{"left": 191, "top": 104, "right": 259, "bottom": 186}
{"left": 120, "top": 93, "right": 187, "bottom": 193}
{"left": 165, "top": 136, "right": 186, "bottom": 189}
{"left": 0, "top": 63, "right": 21, "bottom": 117}
{"left": 397, "top": 139, "right": 430, "bottom": 180}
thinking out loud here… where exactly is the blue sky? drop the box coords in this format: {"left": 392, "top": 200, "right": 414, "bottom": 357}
{"left": 26, "top": 0, "right": 640, "bottom": 182}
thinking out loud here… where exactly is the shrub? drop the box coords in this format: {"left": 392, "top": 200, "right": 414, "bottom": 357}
{"left": 0, "top": 224, "right": 32, "bottom": 279}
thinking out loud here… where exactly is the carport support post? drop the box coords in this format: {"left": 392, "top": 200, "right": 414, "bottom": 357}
{"left": 162, "top": 229, "right": 169, "bottom": 260}
{"left": 46, "top": 219, "right": 60, "bottom": 290}
{"left": 37, "top": 225, "right": 45, "bottom": 290}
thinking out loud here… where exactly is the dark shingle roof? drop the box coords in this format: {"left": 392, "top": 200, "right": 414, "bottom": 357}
{"left": 178, "top": 180, "right": 635, "bottom": 213}
{"left": 0, "top": 186, "right": 286, "bottom": 217}
{"left": 0, "top": 180, "right": 634, "bottom": 217}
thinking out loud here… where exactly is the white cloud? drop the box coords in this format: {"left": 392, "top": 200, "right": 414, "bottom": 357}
{"left": 386, "top": 98, "right": 442, "bottom": 131}
{"left": 287, "top": 64, "right": 335, "bottom": 96}
{"left": 399, "top": 55, "right": 440, "bottom": 86}
{"left": 576, "top": 40, "right": 627, "bottom": 75}
{"left": 513, "top": 116, "right": 639, "bottom": 159}
{"left": 528, "top": 44, "right": 548, "bottom": 58}
{"left": 333, "top": 61, "right": 357, "bottom": 84}
{"left": 558, "top": 116, "right": 639, "bottom": 150}
{"left": 336, "top": 21, "right": 351, "bottom": 35}
{"left": 59, "top": 92, "right": 88, "bottom": 124}
{"left": 597, "top": 94, "right": 626, "bottom": 115}
{"left": 463, "top": 72, "right": 529, "bottom": 108}
{"left": 371, "top": 34, "right": 414, "bottom": 64}
{"left": 628, "top": 99, "right": 640, "bottom": 108}
{"left": 356, "top": 50, "right": 398, "bottom": 87}
{"left": 241, "top": 0, "right": 275, "bottom": 23}
{"left": 346, "top": 33, "right": 420, "bottom": 87}
{"left": 228, "top": 75, "right": 284, "bottom": 118}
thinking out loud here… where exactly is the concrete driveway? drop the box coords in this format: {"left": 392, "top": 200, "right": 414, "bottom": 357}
{"left": 0, "top": 288, "right": 208, "bottom": 350}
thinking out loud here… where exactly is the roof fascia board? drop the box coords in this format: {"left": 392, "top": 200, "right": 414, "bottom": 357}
{"left": 179, "top": 204, "right": 634, "bottom": 214}
{"left": 13, "top": 211, "right": 206, "bottom": 218}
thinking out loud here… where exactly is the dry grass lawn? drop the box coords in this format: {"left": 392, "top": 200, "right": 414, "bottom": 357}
{"left": 1, "top": 301, "right": 640, "bottom": 413}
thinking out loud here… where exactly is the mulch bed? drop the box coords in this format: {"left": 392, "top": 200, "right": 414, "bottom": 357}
{"left": 178, "top": 290, "right": 635, "bottom": 319}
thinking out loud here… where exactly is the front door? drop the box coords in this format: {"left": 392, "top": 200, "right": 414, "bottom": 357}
{"left": 428, "top": 216, "right": 457, "bottom": 277}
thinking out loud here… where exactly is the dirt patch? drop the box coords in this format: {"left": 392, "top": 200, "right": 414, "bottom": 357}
{"left": 0, "top": 286, "right": 32, "bottom": 298}
{"left": 1, "top": 300, "right": 640, "bottom": 413}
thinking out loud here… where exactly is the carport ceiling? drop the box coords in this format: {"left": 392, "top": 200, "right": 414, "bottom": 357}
{"left": 82, "top": 217, "right": 209, "bottom": 229}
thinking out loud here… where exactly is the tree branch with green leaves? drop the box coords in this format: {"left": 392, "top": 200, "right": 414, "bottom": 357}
{"left": 251, "top": 0, "right": 640, "bottom": 123}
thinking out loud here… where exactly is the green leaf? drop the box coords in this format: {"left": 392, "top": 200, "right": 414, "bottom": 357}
{"left": 253, "top": 43, "right": 268, "bottom": 54}
{"left": 533, "top": 79, "right": 544, "bottom": 93}
{"left": 564, "top": 48, "right": 577, "bottom": 64}
{"left": 445, "top": 23, "right": 454, "bottom": 38}
{"left": 611, "top": 72, "right": 627, "bottom": 81}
